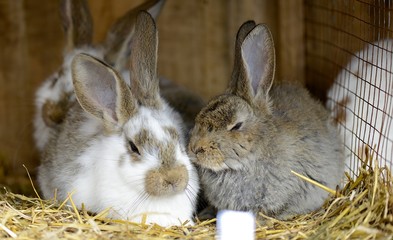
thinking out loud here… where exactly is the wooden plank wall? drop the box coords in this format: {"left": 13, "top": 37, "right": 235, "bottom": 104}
{"left": 0, "top": 1, "right": 64, "bottom": 193}
{"left": 0, "top": 0, "right": 304, "bottom": 194}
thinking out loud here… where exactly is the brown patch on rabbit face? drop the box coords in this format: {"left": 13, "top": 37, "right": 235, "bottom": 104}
{"left": 159, "top": 142, "right": 177, "bottom": 167}
{"left": 134, "top": 129, "right": 158, "bottom": 149}
{"left": 126, "top": 127, "right": 183, "bottom": 165}
{"left": 145, "top": 165, "right": 189, "bottom": 196}
{"left": 189, "top": 94, "right": 256, "bottom": 171}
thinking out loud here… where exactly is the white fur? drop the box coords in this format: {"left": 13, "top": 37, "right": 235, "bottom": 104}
{"left": 327, "top": 39, "right": 393, "bottom": 176}
{"left": 34, "top": 47, "right": 104, "bottom": 151}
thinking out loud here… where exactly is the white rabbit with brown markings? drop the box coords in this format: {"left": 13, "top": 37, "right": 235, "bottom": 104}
{"left": 188, "top": 21, "right": 344, "bottom": 221}
{"left": 38, "top": 11, "right": 199, "bottom": 227}
{"left": 34, "top": 0, "right": 204, "bottom": 151}
{"left": 327, "top": 39, "right": 393, "bottom": 176}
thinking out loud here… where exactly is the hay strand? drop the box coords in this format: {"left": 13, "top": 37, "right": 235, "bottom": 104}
{"left": 291, "top": 170, "right": 341, "bottom": 196}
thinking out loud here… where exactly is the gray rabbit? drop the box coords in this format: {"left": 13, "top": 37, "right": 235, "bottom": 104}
{"left": 188, "top": 21, "right": 344, "bottom": 220}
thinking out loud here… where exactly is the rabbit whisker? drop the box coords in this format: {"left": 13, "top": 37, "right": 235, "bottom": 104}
{"left": 125, "top": 179, "right": 146, "bottom": 186}
{"left": 184, "top": 189, "right": 194, "bottom": 206}
{"left": 185, "top": 184, "right": 198, "bottom": 199}
{"left": 128, "top": 191, "right": 149, "bottom": 216}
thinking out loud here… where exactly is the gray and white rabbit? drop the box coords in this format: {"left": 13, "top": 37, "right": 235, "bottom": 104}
{"left": 188, "top": 21, "right": 344, "bottom": 220}
{"left": 34, "top": 0, "right": 204, "bottom": 151}
{"left": 326, "top": 39, "right": 393, "bottom": 176}
{"left": 37, "top": 11, "right": 199, "bottom": 227}
{"left": 34, "top": 0, "right": 164, "bottom": 151}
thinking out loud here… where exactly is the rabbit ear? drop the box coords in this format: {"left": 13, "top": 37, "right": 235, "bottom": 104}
{"left": 228, "top": 20, "right": 256, "bottom": 92}
{"left": 72, "top": 53, "right": 136, "bottom": 125}
{"left": 232, "top": 24, "right": 275, "bottom": 106}
{"left": 103, "top": 0, "right": 165, "bottom": 70}
{"left": 60, "top": 0, "right": 93, "bottom": 53}
{"left": 129, "top": 11, "right": 161, "bottom": 108}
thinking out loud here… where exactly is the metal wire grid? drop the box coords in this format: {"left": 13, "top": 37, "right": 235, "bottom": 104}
{"left": 305, "top": 0, "right": 393, "bottom": 177}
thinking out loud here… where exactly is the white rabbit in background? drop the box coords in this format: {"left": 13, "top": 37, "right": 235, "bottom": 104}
{"left": 327, "top": 39, "right": 393, "bottom": 177}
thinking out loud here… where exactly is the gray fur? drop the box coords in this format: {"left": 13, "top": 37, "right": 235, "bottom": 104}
{"left": 39, "top": 103, "right": 101, "bottom": 201}
{"left": 189, "top": 23, "right": 344, "bottom": 220}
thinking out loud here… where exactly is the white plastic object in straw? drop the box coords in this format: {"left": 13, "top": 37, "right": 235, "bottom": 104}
{"left": 216, "top": 210, "right": 255, "bottom": 240}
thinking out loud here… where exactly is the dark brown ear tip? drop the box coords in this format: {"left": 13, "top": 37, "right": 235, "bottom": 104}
{"left": 242, "top": 24, "right": 273, "bottom": 44}
{"left": 236, "top": 20, "right": 257, "bottom": 46}
{"left": 240, "top": 20, "right": 256, "bottom": 29}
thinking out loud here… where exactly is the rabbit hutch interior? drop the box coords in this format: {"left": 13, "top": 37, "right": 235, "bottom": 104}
{"left": 0, "top": 0, "right": 392, "bottom": 239}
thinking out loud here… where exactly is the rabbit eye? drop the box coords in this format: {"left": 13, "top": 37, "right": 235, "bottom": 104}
{"left": 230, "top": 122, "right": 243, "bottom": 131}
{"left": 128, "top": 141, "right": 140, "bottom": 155}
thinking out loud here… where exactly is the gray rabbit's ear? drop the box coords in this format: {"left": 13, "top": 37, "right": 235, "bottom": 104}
{"left": 72, "top": 53, "right": 136, "bottom": 125}
{"left": 103, "top": 0, "right": 165, "bottom": 70}
{"left": 60, "top": 0, "right": 93, "bottom": 53}
{"left": 228, "top": 20, "right": 256, "bottom": 92}
{"left": 232, "top": 24, "right": 275, "bottom": 107}
{"left": 129, "top": 11, "right": 161, "bottom": 109}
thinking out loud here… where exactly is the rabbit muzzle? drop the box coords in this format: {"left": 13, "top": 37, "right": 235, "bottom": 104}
{"left": 189, "top": 137, "right": 226, "bottom": 171}
{"left": 145, "top": 164, "right": 189, "bottom": 196}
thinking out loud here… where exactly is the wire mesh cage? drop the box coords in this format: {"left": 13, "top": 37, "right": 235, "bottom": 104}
{"left": 305, "top": 0, "right": 393, "bottom": 178}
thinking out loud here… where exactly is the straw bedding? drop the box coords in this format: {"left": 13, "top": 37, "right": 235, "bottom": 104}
{"left": 1, "top": 157, "right": 392, "bottom": 239}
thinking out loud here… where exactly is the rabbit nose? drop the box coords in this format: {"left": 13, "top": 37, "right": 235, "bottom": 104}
{"left": 195, "top": 147, "right": 205, "bottom": 155}
{"left": 190, "top": 137, "right": 209, "bottom": 155}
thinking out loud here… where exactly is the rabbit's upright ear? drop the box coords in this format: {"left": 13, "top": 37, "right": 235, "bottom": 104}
{"left": 228, "top": 20, "right": 256, "bottom": 92}
{"left": 103, "top": 0, "right": 165, "bottom": 70}
{"left": 231, "top": 24, "right": 275, "bottom": 108}
{"left": 60, "top": 0, "right": 93, "bottom": 53}
{"left": 129, "top": 11, "right": 161, "bottom": 108}
{"left": 72, "top": 53, "right": 136, "bottom": 125}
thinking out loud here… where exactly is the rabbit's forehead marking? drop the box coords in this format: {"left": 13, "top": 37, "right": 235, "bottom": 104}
{"left": 135, "top": 128, "right": 159, "bottom": 146}
{"left": 129, "top": 115, "right": 179, "bottom": 142}
{"left": 124, "top": 107, "right": 182, "bottom": 155}
{"left": 196, "top": 95, "right": 247, "bottom": 130}
{"left": 132, "top": 128, "right": 178, "bottom": 165}
{"left": 134, "top": 128, "right": 178, "bottom": 148}
{"left": 159, "top": 141, "right": 177, "bottom": 166}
